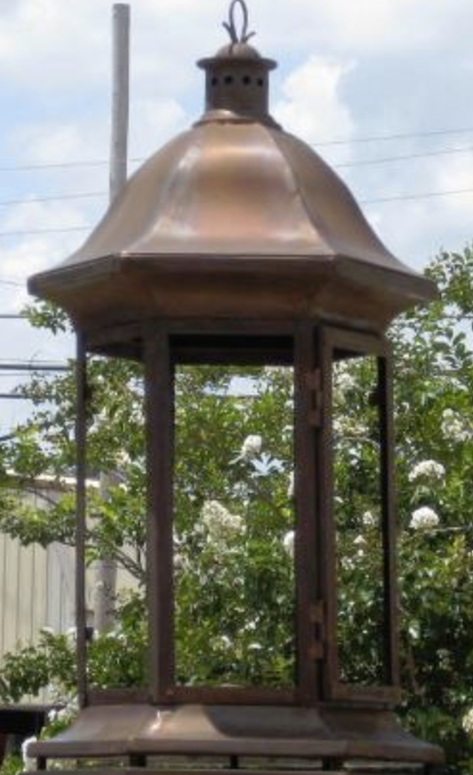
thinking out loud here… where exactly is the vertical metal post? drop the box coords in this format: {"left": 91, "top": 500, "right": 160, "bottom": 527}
{"left": 379, "top": 353, "right": 400, "bottom": 687}
{"left": 110, "top": 3, "right": 130, "bottom": 201}
{"left": 315, "top": 327, "right": 339, "bottom": 698}
{"left": 144, "top": 329, "right": 175, "bottom": 703}
{"left": 75, "top": 332, "right": 88, "bottom": 707}
{"left": 294, "top": 323, "right": 319, "bottom": 702}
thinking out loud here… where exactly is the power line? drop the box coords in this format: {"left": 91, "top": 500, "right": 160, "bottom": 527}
{"left": 0, "top": 357, "right": 67, "bottom": 363}
{"left": 0, "top": 226, "right": 87, "bottom": 238}
{"left": 336, "top": 144, "right": 473, "bottom": 169}
{"left": 1, "top": 144, "right": 473, "bottom": 213}
{"left": 360, "top": 187, "right": 473, "bottom": 205}
{"left": 0, "top": 362, "right": 68, "bottom": 372}
{"left": 1, "top": 125, "right": 473, "bottom": 173}
{"left": 0, "top": 192, "right": 105, "bottom": 207}
{"left": 1, "top": 185, "right": 473, "bottom": 240}
{"left": 0, "top": 278, "right": 24, "bottom": 287}
{"left": 316, "top": 126, "right": 473, "bottom": 147}
{"left": 0, "top": 157, "right": 142, "bottom": 173}
{"left": 0, "top": 373, "right": 35, "bottom": 378}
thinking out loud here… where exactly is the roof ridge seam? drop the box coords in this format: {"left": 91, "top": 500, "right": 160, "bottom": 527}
{"left": 263, "top": 126, "right": 335, "bottom": 257}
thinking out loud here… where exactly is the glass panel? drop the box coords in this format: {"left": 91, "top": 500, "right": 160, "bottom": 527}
{"left": 85, "top": 358, "right": 148, "bottom": 690}
{"left": 173, "top": 363, "right": 295, "bottom": 688}
{"left": 332, "top": 351, "right": 387, "bottom": 685}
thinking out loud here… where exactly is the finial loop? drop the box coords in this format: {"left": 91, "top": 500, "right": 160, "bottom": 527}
{"left": 223, "top": 0, "right": 255, "bottom": 45}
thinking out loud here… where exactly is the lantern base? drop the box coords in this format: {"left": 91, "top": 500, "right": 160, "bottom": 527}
{"left": 28, "top": 703, "right": 443, "bottom": 771}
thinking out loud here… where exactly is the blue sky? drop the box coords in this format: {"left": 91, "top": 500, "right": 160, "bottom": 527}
{"left": 0, "top": 0, "right": 473, "bottom": 431}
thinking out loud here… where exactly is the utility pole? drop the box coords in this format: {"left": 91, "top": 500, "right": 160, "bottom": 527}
{"left": 109, "top": 3, "right": 130, "bottom": 200}
{"left": 93, "top": 3, "right": 130, "bottom": 635}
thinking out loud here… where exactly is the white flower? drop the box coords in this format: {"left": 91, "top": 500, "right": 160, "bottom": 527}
{"left": 116, "top": 450, "right": 131, "bottom": 467}
{"left": 410, "top": 506, "right": 440, "bottom": 530}
{"left": 22, "top": 736, "right": 37, "bottom": 772}
{"left": 334, "top": 365, "right": 356, "bottom": 394}
{"left": 40, "top": 626, "right": 54, "bottom": 636}
{"left": 287, "top": 471, "right": 294, "bottom": 499}
{"left": 408, "top": 460, "right": 446, "bottom": 482}
{"left": 283, "top": 530, "right": 295, "bottom": 557}
{"left": 408, "top": 623, "right": 420, "bottom": 641}
{"left": 436, "top": 648, "right": 450, "bottom": 668}
{"left": 64, "top": 695, "right": 79, "bottom": 714}
{"left": 362, "top": 511, "right": 377, "bottom": 527}
{"left": 353, "top": 535, "right": 366, "bottom": 546}
{"left": 240, "top": 434, "right": 262, "bottom": 460}
{"left": 174, "top": 552, "right": 188, "bottom": 571}
{"left": 441, "top": 409, "right": 472, "bottom": 443}
{"left": 201, "top": 500, "right": 243, "bottom": 541}
{"left": 462, "top": 708, "right": 473, "bottom": 735}
{"left": 56, "top": 706, "right": 72, "bottom": 721}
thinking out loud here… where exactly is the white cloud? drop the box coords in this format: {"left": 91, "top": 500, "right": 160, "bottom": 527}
{"left": 361, "top": 155, "right": 473, "bottom": 268}
{"left": 0, "top": 198, "right": 91, "bottom": 289}
{"left": 2, "top": 0, "right": 473, "bottom": 97}
{"left": 10, "top": 122, "right": 104, "bottom": 166}
{"left": 129, "top": 98, "right": 188, "bottom": 157}
{"left": 0, "top": 0, "right": 109, "bottom": 90}
{"left": 274, "top": 55, "right": 355, "bottom": 150}
{"left": 258, "top": 0, "right": 473, "bottom": 57}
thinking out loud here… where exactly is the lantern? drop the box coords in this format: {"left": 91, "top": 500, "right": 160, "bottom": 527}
{"left": 28, "top": 2, "right": 443, "bottom": 772}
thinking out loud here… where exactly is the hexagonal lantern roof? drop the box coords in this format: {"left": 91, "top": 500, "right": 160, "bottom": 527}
{"left": 28, "top": 1, "right": 437, "bottom": 336}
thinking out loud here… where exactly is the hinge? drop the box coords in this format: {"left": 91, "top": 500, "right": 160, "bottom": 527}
{"left": 308, "top": 600, "right": 326, "bottom": 661}
{"left": 306, "top": 368, "right": 323, "bottom": 428}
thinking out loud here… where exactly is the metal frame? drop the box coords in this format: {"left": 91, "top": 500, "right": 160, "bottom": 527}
{"left": 75, "top": 332, "right": 88, "bottom": 708}
{"left": 150, "top": 323, "right": 299, "bottom": 705}
{"left": 145, "top": 329, "right": 175, "bottom": 704}
{"left": 293, "top": 323, "right": 320, "bottom": 703}
{"left": 318, "top": 326, "right": 400, "bottom": 706}
{"left": 76, "top": 319, "right": 400, "bottom": 709}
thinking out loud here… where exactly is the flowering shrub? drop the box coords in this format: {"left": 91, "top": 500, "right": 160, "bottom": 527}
{"left": 410, "top": 506, "right": 440, "bottom": 529}
{"left": 463, "top": 709, "right": 473, "bottom": 736}
{"left": 2, "top": 248, "right": 473, "bottom": 771}
{"left": 408, "top": 460, "right": 446, "bottom": 482}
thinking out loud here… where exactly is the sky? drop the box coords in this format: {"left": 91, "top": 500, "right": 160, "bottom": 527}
{"left": 0, "top": 0, "right": 473, "bottom": 431}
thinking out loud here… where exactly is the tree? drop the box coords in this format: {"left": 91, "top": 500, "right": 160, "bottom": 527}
{"left": 1, "top": 247, "right": 473, "bottom": 773}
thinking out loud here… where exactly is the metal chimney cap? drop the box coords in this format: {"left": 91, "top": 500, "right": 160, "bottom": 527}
{"left": 199, "top": 0, "right": 276, "bottom": 68}
{"left": 198, "top": 0, "right": 276, "bottom": 121}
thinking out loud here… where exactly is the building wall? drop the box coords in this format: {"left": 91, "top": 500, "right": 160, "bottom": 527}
{"left": 0, "top": 483, "right": 138, "bottom": 662}
{"left": 0, "top": 535, "right": 76, "bottom": 660}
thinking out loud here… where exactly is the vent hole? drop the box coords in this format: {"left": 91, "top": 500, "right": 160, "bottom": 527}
{"left": 257, "top": 77, "right": 264, "bottom": 87}
{"left": 242, "top": 75, "right": 251, "bottom": 85}
{"left": 224, "top": 74, "right": 234, "bottom": 85}
{"left": 211, "top": 76, "right": 219, "bottom": 87}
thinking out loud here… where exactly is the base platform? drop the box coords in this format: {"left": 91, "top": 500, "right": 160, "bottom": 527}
{"left": 28, "top": 704, "right": 443, "bottom": 773}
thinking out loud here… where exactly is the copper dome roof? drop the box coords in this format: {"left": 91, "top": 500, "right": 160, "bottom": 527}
{"left": 29, "top": 2, "right": 437, "bottom": 334}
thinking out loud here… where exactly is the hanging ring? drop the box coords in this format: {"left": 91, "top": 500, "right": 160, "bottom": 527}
{"left": 223, "top": 0, "right": 255, "bottom": 45}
